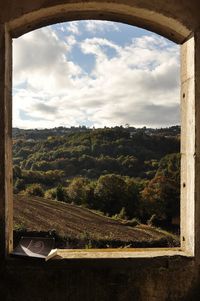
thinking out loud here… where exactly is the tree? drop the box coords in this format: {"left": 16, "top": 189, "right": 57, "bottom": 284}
{"left": 157, "top": 153, "right": 180, "bottom": 182}
{"left": 67, "top": 177, "right": 90, "bottom": 205}
{"left": 94, "top": 174, "right": 127, "bottom": 216}
{"left": 124, "top": 177, "right": 141, "bottom": 218}
{"left": 140, "top": 153, "right": 180, "bottom": 225}
{"left": 56, "top": 184, "right": 66, "bottom": 202}
{"left": 141, "top": 174, "right": 179, "bottom": 225}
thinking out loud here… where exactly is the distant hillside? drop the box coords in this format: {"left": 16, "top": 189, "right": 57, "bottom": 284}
{"left": 13, "top": 126, "right": 180, "bottom": 181}
{"left": 12, "top": 125, "right": 180, "bottom": 141}
{"left": 14, "top": 194, "right": 179, "bottom": 249}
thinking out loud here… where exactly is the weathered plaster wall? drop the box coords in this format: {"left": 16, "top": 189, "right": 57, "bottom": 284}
{"left": 1, "top": 1, "right": 200, "bottom": 300}
{"left": 0, "top": 257, "right": 199, "bottom": 301}
{"left": 0, "top": 1, "right": 198, "bottom": 37}
{"left": 0, "top": 0, "right": 196, "bottom": 41}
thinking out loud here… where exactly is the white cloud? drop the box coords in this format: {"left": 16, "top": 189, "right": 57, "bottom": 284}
{"left": 13, "top": 22, "right": 180, "bottom": 129}
{"left": 13, "top": 27, "right": 82, "bottom": 93}
{"left": 81, "top": 37, "right": 120, "bottom": 55}
{"left": 65, "top": 35, "right": 77, "bottom": 48}
{"left": 66, "top": 22, "right": 80, "bottom": 35}
{"left": 84, "top": 20, "right": 120, "bottom": 33}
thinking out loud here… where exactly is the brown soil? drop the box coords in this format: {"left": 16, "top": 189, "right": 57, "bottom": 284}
{"left": 13, "top": 194, "right": 179, "bottom": 248}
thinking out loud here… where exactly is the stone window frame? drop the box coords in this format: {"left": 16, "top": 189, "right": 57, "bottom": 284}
{"left": 0, "top": 8, "right": 198, "bottom": 259}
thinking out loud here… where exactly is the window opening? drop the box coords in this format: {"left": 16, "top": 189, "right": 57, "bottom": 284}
{"left": 12, "top": 21, "right": 180, "bottom": 251}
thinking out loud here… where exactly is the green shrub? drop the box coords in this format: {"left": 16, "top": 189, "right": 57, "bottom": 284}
{"left": 45, "top": 188, "right": 57, "bottom": 200}
{"left": 25, "top": 184, "right": 44, "bottom": 197}
{"left": 14, "top": 178, "right": 26, "bottom": 193}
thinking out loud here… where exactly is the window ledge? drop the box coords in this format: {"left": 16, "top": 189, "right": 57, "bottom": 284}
{"left": 52, "top": 248, "right": 191, "bottom": 260}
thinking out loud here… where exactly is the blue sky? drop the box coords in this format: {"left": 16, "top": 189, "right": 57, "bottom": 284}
{"left": 13, "top": 20, "right": 180, "bottom": 129}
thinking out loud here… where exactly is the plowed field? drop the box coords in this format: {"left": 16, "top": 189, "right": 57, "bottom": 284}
{"left": 13, "top": 194, "right": 179, "bottom": 248}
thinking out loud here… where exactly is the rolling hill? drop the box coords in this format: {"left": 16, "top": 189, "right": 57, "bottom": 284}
{"left": 13, "top": 194, "right": 179, "bottom": 249}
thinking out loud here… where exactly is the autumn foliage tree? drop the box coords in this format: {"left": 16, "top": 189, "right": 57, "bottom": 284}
{"left": 141, "top": 153, "right": 180, "bottom": 225}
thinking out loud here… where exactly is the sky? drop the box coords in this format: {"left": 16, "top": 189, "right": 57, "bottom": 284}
{"left": 13, "top": 20, "right": 180, "bottom": 129}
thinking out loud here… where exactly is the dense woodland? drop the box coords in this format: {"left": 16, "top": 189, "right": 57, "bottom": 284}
{"left": 13, "top": 125, "right": 180, "bottom": 231}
